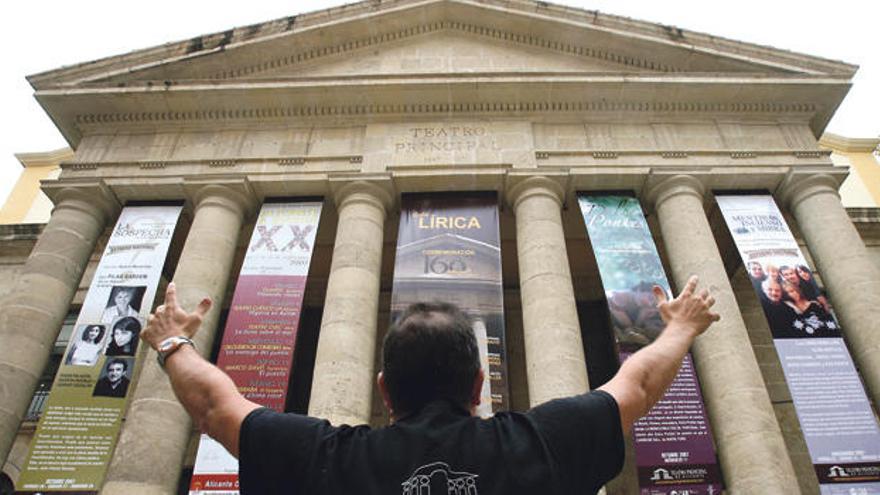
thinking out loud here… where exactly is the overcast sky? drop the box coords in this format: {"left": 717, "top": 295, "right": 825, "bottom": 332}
{"left": 1, "top": 0, "right": 877, "bottom": 207}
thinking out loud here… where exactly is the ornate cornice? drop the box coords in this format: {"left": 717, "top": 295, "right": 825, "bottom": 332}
{"left": 532, "top": 149, "right": 831, "bottom": 161}
{"left": 211, "top": 21, "right": 674, "bottom": 81}
{"left": 73, "top": 99, "right": 817, "bottom": 127}
{"left": 61, "top": 155, "right": 364, "bottom": 172}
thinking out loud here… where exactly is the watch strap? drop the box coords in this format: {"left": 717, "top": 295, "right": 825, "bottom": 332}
{"left": 156, "top": 336, "right": 195, "bottom": 369}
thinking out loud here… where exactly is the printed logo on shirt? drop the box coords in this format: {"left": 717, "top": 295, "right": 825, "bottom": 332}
{"left": 401, "top": 461, "right": 479, "bottom": 495}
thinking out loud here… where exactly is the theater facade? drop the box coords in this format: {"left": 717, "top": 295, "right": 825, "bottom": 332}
{"left": 2, "top": 1, "right": 879, "bottom": 494}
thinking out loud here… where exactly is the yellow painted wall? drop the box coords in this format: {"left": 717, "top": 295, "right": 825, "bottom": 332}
{"left": 0, "top": 148, "right": 72, "bottom": 225}
{"left": 820, "top": 133, "right": 880, "bottom": 208}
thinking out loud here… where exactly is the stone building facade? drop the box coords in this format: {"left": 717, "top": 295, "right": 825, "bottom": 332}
{"left": 1, "top": 1, "right": 879, "bottom": 494}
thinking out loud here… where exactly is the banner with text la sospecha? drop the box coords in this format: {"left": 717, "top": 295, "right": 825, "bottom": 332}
{"left": 717, "top": 195, "right": 880, "bottom": 495}
{"left": 15, "top": 205, "right": 182, "bottom": 494}
{"left": 391, "top": 192, "right": 508, "bottom": 416}
{"left": 189, "top": 201, "right": 322, "bottom": 495}
{"left": 578, "top": 194, "right": 721, "bottom": 495}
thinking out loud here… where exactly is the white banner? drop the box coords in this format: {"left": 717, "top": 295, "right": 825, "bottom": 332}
{"left": 16, "top": 205, "right": 182, "bottom": 494}
{"left": 717, "top": 195, "right": 880, "bottom": 494}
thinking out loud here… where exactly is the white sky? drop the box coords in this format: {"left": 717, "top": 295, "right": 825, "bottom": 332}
{"left": 1, "top": 0, "right": 877, "bottom": 206}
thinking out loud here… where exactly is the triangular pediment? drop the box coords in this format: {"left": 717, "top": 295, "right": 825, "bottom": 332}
{"left": 27, "top": 0, "right": 857, "bottom": 144}
{"left": 30, "top": 0, "right": 855, "bottom": 89}
{"left": 255, "top": 29, "right": 642, "bottom": 79}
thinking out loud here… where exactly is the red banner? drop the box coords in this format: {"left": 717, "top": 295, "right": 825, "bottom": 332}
{"left": 189, "top": 201, "right": 322, "bottom": 494}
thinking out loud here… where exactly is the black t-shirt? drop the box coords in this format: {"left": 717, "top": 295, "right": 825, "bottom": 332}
{"left": 239, "top": 390, "right": 624, "bottom": 495}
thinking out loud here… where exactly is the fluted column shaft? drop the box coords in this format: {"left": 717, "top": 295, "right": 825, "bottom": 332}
{"left": 102, "top": 186, "right": 252, "bottom": 495}
{"left": 648, "top": 175, "right": 798, "bottom": 494}
{"left": 308, "top": 181, "right": 390, "bottom": 425}
{"left": 508, "top": 177, "right": 588, "bottom": 406}
{"left": 781, "top": 174, "right": 880, "bottom": 408}
{"left": 0, "top": 189, "right": 116, "bottom": 466}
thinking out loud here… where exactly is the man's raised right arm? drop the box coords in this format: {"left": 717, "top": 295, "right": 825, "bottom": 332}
{"left": 598, "top": 276, "right": 719, "bottom": 434}
{"left": 141, "top": 283, "right": 260, "bottom": 457}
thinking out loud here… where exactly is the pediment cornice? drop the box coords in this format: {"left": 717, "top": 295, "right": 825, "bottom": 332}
{"left": 26, "top": 0, "right": 856, "bottom": 147}
{"left": 29, "top": 0, "right": 855, "bottom": 89}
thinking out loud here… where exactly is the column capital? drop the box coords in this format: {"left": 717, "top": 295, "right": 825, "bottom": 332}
{"left": 331, "top": 180, "right": 394, "bottom": 216}
{"left": 44, "top": 182, "right": 121, "bottom": 226}
{"left": 505, "top": 176, "right": 566, "bottom": 211}
{"left": 187, "top": 181, "right": 258, "bottom": 221}
{"left": 776, "top": 173, "right": 840, "bottom": 210}
{"left": 643, "top": 174, "right": 705, "bottom": 210}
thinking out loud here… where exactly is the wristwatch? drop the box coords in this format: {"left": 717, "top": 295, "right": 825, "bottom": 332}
{"left": 156, "top": 336, "right": 195, "bottom": 369}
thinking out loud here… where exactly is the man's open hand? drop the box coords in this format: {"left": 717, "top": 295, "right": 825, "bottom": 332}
{"left": 142, "top": 282, "right": 212, "bottom": 350}
{"left": 652, "top": 276, "right": 720, "bottom": 338}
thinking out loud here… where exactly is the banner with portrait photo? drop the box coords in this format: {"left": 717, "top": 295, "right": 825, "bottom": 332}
{"left": 16, "top": 205, "right": 182, "bottom": 494}
{"left": 578, "top": 194, "right": 721, "bottom": 495}
{"left": 189, "top": 200, "right": 322, "bottom": 495}
{"left": 391, "top": 192, "right": 508, "bottom": 417}
{"left": 717, "top": 194, "right": 880, "bottom": 494}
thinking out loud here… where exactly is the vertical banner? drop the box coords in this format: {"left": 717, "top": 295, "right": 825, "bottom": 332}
{"left": 189, "top": 201, "right": 322, "bottom": 495}
{"left": 391, "top": 192, "right": 507, "bottom": 416}
{"left": 717, "top": 195, "right": 880, "bottom": 495}
{"left": 15, "top": 205, "right": 182, "bottom": 494}
{"left": 578, "top": 195, "right": 722, "bottom": 495}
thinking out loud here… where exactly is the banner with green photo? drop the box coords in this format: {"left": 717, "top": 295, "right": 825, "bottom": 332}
{"left": 391, "top": 192, "right": 508, "bottom": 416}
{"left": 16, "top": 205, "right": 182, "bottom": 494}
{"left": 578, "top": 194, "right": 721, "bottom": 495}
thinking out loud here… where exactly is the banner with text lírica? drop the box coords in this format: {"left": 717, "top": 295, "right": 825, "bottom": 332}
{"left": 189, "top": 201, "right": 322, "bottom": 495}
{"left": 391, "top": 192, "right": 508, "bottom": 416}
{"left": 717, "top": 195, "right": 880, "bottom": 495}
{"left": 16, "top": 205, "right": 182, "bottom": 494}
{"left": 578, "top": 194, "right": 722, "bottom": 495}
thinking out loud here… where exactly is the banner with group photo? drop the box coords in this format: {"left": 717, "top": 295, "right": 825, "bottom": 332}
{"left": 578, "top": 194, "right": 722, "bottom": 495}
{"left": 15, "top": 205, "right": 182, "bottom": 494}
{"left": 717, "top": 195, "right": 880, "bottom": 494}
{"left": 189, "top": 200, "right": 322, "bottom": 495}
{"left": 391, "top": 192, "right": 507, "bottom": 416}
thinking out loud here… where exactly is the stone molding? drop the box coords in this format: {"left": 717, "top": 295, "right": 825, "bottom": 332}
{"left": 42, "top": 182, "right": 121, "bottom": 226}
{"left": 776, "top": 172, "right": 841, "bottom": 210}
{"left": 212, "top": 20, "right": 673, "bottom": 81}
{"left": 73, "top": 99, "right": 818, "bottom": 128}
{"left": 187, "top": 181, "right": 258, "bottom": 222}
{"left": 331, "top": 179, "right": 395, "bottom": 216}
{"left": 643, "top": 174, "right": 706, "bottom": 209}
{"left": 63, "top": 155, "right": 365, "bottom": 170}
{"left": 505, "top": 175, "right": 567, "bottom": 211}
{"left": 45, "top": 165, "right": 826, "bottom": 210}
{"left": 533, "top": 149, "right": 831, "bottom": 161}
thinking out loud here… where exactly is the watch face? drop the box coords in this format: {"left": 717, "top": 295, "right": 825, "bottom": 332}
{"left": 159, "top": 339, "right": 178, "bottom": 352}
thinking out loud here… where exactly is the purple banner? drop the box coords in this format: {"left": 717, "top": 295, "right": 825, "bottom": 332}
{"left": 578, "top": 194, "right": 721, "bottom": 495}
{"left": 717, "top": 195, "right": 880, "bottom": 495}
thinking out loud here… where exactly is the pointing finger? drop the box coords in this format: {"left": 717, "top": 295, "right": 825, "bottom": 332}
{"left": 682, "top": 275, "right": 698, "bottom": 297}
{"left": 165, "top": 282, "right": 178, "bottom": 310}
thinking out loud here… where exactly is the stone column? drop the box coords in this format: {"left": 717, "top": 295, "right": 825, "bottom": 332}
{"left": 780, "top": 174, "right": 880, "bottom": 408}
{"left": 507, "top": 176, "right": 588, "bottom": 406}
{"left": 646, "top": 175, "right": 798, "bottom": 493}
{"left": 308, "top": 181, "right": 391, "bottom": 426}
{"left": 0, "top": 186, "right": 117, "bottom": 466}
{"left": 102, "top": 185, "right": 254, "bottom": 495}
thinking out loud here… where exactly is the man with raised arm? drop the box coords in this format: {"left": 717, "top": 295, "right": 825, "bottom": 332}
{"left": 144, "top": 275, "right": 718, "bottom": 494}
